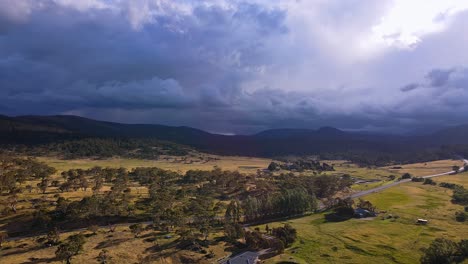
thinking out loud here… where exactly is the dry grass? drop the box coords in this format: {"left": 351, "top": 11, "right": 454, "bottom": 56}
{"left": 2, "top": 158, "right": 466, "bottom": 263}
{"left": 1, "top": 226, "right": 231, "bottom": 264}
{"left": 384, "top": 159, "right": 464, "bottom": 177}
{"left": 37, "top": 154, "right": 272, "bottom": 174}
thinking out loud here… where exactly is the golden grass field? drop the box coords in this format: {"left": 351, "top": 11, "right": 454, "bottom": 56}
{"left": 37, "top": 154, "right": 273, "bottom": 174}
{"left": 2, "top": 225, "right": 232, "bottom": 264}
{"left": 1, "top": 156, "right": 466, "bottom": 263}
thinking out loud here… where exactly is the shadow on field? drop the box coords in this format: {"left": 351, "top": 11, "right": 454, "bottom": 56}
{"left": 23, "top": 256, "right": 58, "bottom": 264}
{"left": 94, "top": 238, "right": 132, "bottom": 249}
{"left": 1, "top": 245, "right": 44, "bottom": 257}
{"left": 324, "top": 213, "right": 353, "bottom": 222}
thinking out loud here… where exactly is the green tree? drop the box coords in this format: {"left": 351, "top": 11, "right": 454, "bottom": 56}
{"left": 0, "top": 232, "right": 8, "bottom": 248}
{"left": 268, "top": 162, "right": 279, "bottom": 171}
{"left": 88, "top": 225, "right": 99, "bottom": 235}
{"left": 421, "top": 238, "right": 458, "bottom": 264}
{"left": 129, "top": 223, "right": 144, "bottom": 238}
{"left": 458, "top": 240, "right": 468, "bottom": 258}
{"left": 401, "top": 173, "right": 412, "bottom": 179}
{"left": 55, "top": 234, "right": 86, "bottom": 264}
{"left": 272, "top": 224, "right": 297, "bottom": 247}
{"left": 37, "top": 178, "right": 49, "bottom": 194}
{"left": 97, "top": 249, "right": 111, "bottom": 264}
{"left": 225, "top": 200, "right": 241, "bottom": 224}
{"left": 46, "top": 227, "right": 60, "bottom": 245}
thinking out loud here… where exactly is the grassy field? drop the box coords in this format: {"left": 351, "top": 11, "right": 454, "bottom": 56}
{"left": 328, "top": 159, "right": 463, "bottom": 179}
{"left": 258, "top": 173, "right": 468, "bottom": 264}
{"left": 37, "top": 154, "right": 272, "bottom": 174}
{"left": 384, "top": 159, "right": 465, "bottom": 177}
{"left": 1, "top": 225, "right": 232, "bottom": 264}
{"left": 2, "top": 157, "right": 466, "bottom": 263}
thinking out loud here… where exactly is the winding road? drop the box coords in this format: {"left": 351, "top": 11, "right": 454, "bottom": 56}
{"left": 348, "top": 159, "right": 467, "bottom": 199}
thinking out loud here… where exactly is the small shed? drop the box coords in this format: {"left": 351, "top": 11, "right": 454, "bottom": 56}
{"left": 417, "top": 219, "right": 428, "bottom": 224}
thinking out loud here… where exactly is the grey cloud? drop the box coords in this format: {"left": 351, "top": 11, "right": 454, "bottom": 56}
{"left": 400, "top": 83, "right": 420, "bottom": 92}
{"left": 426, "top": 68, "right": 455, "bottom": 87}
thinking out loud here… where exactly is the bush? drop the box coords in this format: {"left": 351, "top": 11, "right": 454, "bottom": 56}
{"left": 423, "top": 178, "right": 436, "bottom": 185}
{"left": 439, "top": 182, "right": 461, "bottom": 189}
{"left": 129, "top": 224, "right": 144, "bottom": 238}
{"left": 455, "top": 211, "right": 467, "bottom": 222}
{"left": 272, "top": 224, "right": 297, "bottom": 247}
{"left": 55, "top": 234, "right": 86, "bottom": 264}
{"left": 401, "top": 173, "right": 412, "bottom": 179}
{"left": 421, "top": 238, "right": 458, "bottom": 264}
{"left": 452, "top": 187, "right": 468, "bottom": 205}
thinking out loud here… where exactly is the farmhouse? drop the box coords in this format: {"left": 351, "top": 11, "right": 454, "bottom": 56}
{"left": 222, "top": 251, "right": 260, "bottom": 264}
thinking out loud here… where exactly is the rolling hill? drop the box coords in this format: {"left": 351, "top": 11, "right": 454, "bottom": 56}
{"left": 1, "top": 114, "right": 468, "bottom": 164}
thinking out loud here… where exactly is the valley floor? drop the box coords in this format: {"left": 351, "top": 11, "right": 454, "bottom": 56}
{"left": 1, "top": 156, "right": 466, "bottom": 264}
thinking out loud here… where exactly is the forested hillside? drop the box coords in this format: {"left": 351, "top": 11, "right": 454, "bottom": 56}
{"left": 2, "top": 115, "right": 468, "bottom": 165}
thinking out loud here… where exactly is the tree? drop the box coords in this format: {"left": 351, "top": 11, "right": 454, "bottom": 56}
{"left": 421, "top": 238, "right": 458, "bottom": 264}
{"left": 0, "top": 231, "right": 8, "bottom": 248}
{"left": 7, "top": 194, "right": 18, "bottom": 214}
{"left": 55, "top": 234, "right": 86, "bottom": 264}
{"left": 458, "top": 240, "right": 468, "bottom": 258}
{"left": 225, "top": 200, "right": 241, "bottom": 224}
{"left": 245, "top": 231, "right": 268, "bottom": 250}
{"left": 129, "top": 223, "right": 144, "bottom": 238}
{"left": 37, "top": 178, "right": 49, "bottom": 194}
{"left": 401, "top": 173, "right": 412, "bottom": 179}
{"left": 356, "top": 199, "right": 376, "bottom": 212}
{"left": 224, "top": 223, "right": 244, "bottom": 241}
{"left": 32, "top": 208, "right": 51, "bottom": 229}
{"left": 455, "top": 211, "right": 466, "bottom": 222}
{"left": 453, "top": 166, "right": 460, "bottom": 173}
{"left": 272, "top": 224, "right": 297, "bottom": 247}
{"left": 88, "top": 225, "right": 99, "bottom": 235}
{"left": 268, "top": 162, "right": 279, "bottom": 171}
{"left": 46, "top": 227, "right": 60, "bottom": 245}
{"left": 97, "top": 249, "right": 111, "bottom": 264}
{"left": 423, "top": 178, "right": 436, "bottom": 185}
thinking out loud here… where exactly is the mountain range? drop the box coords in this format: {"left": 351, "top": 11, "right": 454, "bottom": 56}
{"left": 1, "top": 114, "right": 467, "bottom": 163}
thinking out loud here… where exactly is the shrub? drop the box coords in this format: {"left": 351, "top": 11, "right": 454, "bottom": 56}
{"left": 412, "top": 177, "right": 424, "bottom": 182}
{"left": 55, "top": 234, "right": 86, "bottom": 264}
{"left": 455, "top": 211, "right": 467, "bottom": 222}
{"left": 401, "top": 173, "right": 412, "bottom": 179}
{"left": 423, "top": 178, "right": 436, "bottom": 185}
{"left": 421, "top": 238, "right": 458, "bottom": 264}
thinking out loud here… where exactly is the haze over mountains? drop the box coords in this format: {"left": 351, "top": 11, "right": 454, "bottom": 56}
{"left": 1, "top": 114, "right": 467, "bottom": 162}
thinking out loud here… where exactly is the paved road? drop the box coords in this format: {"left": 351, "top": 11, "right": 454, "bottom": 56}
{"left": 348, "top": 159, "right": 467, "bottom": 199}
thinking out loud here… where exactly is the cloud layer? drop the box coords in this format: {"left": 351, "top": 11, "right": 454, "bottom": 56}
{"left": 1, "top": 0, "right": 468, "bottom": 134}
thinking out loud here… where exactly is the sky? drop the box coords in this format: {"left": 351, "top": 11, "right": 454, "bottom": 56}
{"left": 1, "top": 0, "right": 468, "bottom": 134}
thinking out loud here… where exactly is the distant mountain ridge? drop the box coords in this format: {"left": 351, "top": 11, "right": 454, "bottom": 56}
{"left": 1, "top": 114, "right": 468, "bottom": 162}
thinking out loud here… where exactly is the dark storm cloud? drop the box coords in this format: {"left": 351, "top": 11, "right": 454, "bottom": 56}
{"left": 0, "top": 1, "right": 288, "bottom": 116}
{"left": 1, "top": 0, "right": 468, "bottom": 133}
